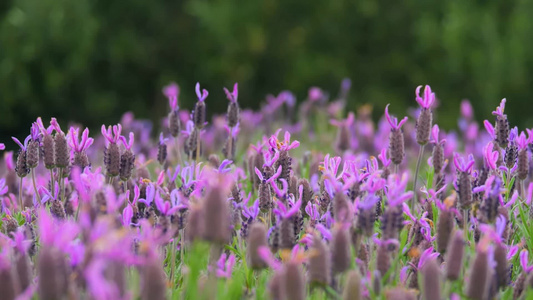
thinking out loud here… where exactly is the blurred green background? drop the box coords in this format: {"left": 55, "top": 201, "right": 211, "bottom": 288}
{"left": 2, "top": 0, "right": 533, "bottom": 145}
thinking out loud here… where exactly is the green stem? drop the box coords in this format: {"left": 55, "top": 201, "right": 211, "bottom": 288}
{"left": 31, "top": 168, "right": 41, "bottom": 203}
{"left": 19, "top": 177, "right": 23, "bottom": 210}
{"left": 411, "top": 144, "right": 425, "bottom": 211}
{"left": 170, "top": 239, "right": 177, "bottom": 296}
{"left": 50, "top": 169, "right": 55, "bottom": 196}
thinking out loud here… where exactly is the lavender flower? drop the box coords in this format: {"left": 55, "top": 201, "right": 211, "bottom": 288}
{"left": 385, "top": 104, "right": 408, "bottom": 165}
{"left": 415, "top": 85, "right": 435, "bottom": 145}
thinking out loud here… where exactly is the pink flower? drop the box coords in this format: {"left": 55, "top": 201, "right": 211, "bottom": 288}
{"left": 492, "top": 98, "right": 506, "bottom": 117}
{"left": 415, "top": 85, "right": 436, "bottom": 109}
{"left": 101, "top": 124, "right": 122, "bottom": 145}
{"left": 215, "top": 253, "right": 236, "bottom": 279}
{"left": 453, "top": 153, "right": 475, "bottom": 173}
{"left": 120, "top": 132, "right": 135, "bottom": 150}
{"left": 483, "top": 143, "right": 499, "bottom": 171}
{"left": 430, "top": 124, "right": 446, "bottom": 145}
{"left": 68, "top": 127, "right": 94, "bottom": 153}
{"left": 163, "top": 82, "right": 180, "bottom": 111}
{"left": 384, "top": 104, "right": 408, "bottom": 130}
{"left": 195, "top": 82, "right": 209, "bottom": 102}
{"left": 223, "top": 83, "right": 238, "bottom": 103}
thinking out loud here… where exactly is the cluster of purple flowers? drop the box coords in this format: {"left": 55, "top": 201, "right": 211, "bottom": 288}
{"left": 0, "top": 80, "right": 532, "bottom": 300}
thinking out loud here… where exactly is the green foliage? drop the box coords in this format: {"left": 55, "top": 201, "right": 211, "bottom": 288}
{"left": 2, "top": 0, "right": 533, "bottom": 143}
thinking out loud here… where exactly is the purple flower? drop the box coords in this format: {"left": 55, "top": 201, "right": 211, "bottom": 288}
{"left": 430, "top": 125, "right": 446, "bottom": 145}
{"left": 36, "top": 117, "right": 54, "bottom": 135}
{"left": 415, "top": 85, "right": 436, "bottom": 109}
{"left": 0, "top": 179, "right": 7, "bottom": 196}
{"left": 163, "top": 82, "right": 180, "bottom": 111}
{"left": 50, "top": 117, "right": 63, "bottom": 134}
{"left": 39, "top": 182, "right": 60, "bottom": 204}
{"left": 461, "top": 100, "right": 474, "bottom": 120}
{"left": 453, "top": 153, "right": 475, "bottom": 173}
{"left": 155, "top": 190, "right": 180, "bottom": 216}
{"left": 417, "top": 247, "right": 439, "bottom": 270}
{"left": 273, "top": 192, "right": 302, "bottom": 219}
{"left": 492, "top": 98, "right": 506, "bottom": 117}
{"left": 215, "top": 253, "right": 236, "bottom": 279}
{"left": 101, "top": 124, "right": 122, "bottom": 145}
{"left": 12, "top": 135, "right": 31, "bottom": 151}
{"left": 384, "top": 173, "right": 413, "bottom": 206}
{"left": 378, "top": 148, "right": 391, "bottom": 169}
{"left": 308, "top": 87, "right": 325, "bottom": 102}
{"left": 305, "top": 200, "right": 320, "bottom": 222}
{"left": 68, "top": 127, "right": 94, "bottom": 153}
{"left": 262, "top": 151, "right": 279, "bottom": 168}
{"left": 139, "top": 183, "right": 156, "bottom": 207}
{"left": 242, "top": 199, "right": 260, "bottom": 220}
{"left": 223, "top": 83, "right": 238, "bottom": 103}
{"left": 515, "top": 131, "right": 530, "bottom": 150}
{"left": 120, "top": 132, "right": 135, "bottom": 150}
{"left": 195, "top": 82, "right": 209, "bottom": 102}
{"left": 255, "top": 165, "right": 282, "bottom": 183}
{"left": 159, "top": 132, "right": 169, "bottom": 146}
{"left": 224, "top": 123, "right": 240, "bottom": 139}
{"left": 384, "top": 104, "right": 408, "bottom": 130}
{"left": 268, "top": 130, "right": 300, "bottom": 151}
{"left": 330, "top": 112, "right": 355, "bottom": 127}
{"left": 483, "top": 143, "right": 499, "bottom": 171}
{"left": 520, "top": 250, "right": 533, "bottom": 273}
{"left": 483, "top": 120, "right": 496, "bottom": 140}
{"left": 0, "top": 143, "right": 4, "bottom": 150}
{"left": 30, "top": 122, "right": 41, "bottom": 141}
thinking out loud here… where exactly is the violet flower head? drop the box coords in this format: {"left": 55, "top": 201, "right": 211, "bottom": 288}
{"left": 68, "top": 127, "right": 94, "bottom": 153}
{"left": 30, "top": 122, "right": 41, "bottom": 141}
{"left": 263, "top": 151, "right": 279, "bottom": 168}
{"left": 120, "top": 132, "right": 135, "bottom": 150}
{"left": 417, "top": 247, "right": 440, "bottom": 270}
{"left": 159, "top": 133, "right": 169, "bottom": 146}
{"left": 39, "top": 182, "right": 60, "bottom": 204}
{"left": 384, "top": 173, "right": 413, "bottom": 206}
{"left": 415, "top": 85, "right": 436, "bottom": 109}
{"left": 378, "top": 148, "right": 391, "bottom": 169}
{"left": 12, "top": 135, "right": 30, "bottom": 151}
{"left": 520, "top": 250, "right": 533, "bottom": 273}
{"left": 483, "top": 120, "right": 496, "bottom": 140}
{"left": 50, "top": 117, "right": 63, "bottom": 134}
{"left": 515, "top": 131, "right": 530, "bottom": 150}
{"left": 101, "top": 124, "right": 122, "bottom": 145}
{"left": 305, "top": 200, "right": 320, "bottom": 222}
{"left": 273, "top": 193, "right": 302, "bottom": 219}
{"left": 214, "top": 253, "right": 236, "bottom": 279}
{"left": 492, "top": 98, "right": 506, "bottom": 117}
{"left": 163, "top": 82, "right": 180, "bottom": 111}
{"left": 483, "top": 143, "right": 499, "bottom": 171}
{"left": 430, "top": 124, "right": 446, "bottom": 145}
{"left": 242, "top": 199, "right": 260, "bottom": 221}
{"left": 330, "top": 112, "right": 355, "bottom": 127}
{"left": 139, "top": 183, "right": 156, "bottom": 207}
{"left": 0, "top": 179, "right": 7, "bottom": 196}
{"left": 154, "top": 190, "right": 179, "bottom": 216}
{"left": 195, "top": 82, "right": 209, "bottom": 102}
{"left": 461, "top": 100, "right": 474, "bottom": 120}
{"left": 224, "top": 123, "right": 240, "bottom": 138}
{"left": 0, "top": 143, "right": 4, "bottom": 150}
{"left": 269, "top": 130, "right": 300, "bottom": 151}
{"left": 453, "top": 153, "right": 475, "bottom": 173}
{"left": 308, "top": 87, "right": 325, "bottom": 102}
{"left": 384, "top": 104, "right": 408, "bottom": 131}
{"left": 223, "top": 83, "right": 238, "bottom": 103}
{"left": 36, "top": 117, "right": 54, "bottom": 135}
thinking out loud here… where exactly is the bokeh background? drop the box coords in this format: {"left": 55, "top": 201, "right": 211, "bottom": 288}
{"left": 2, "top": 0, "right": 533, "bottom": 146}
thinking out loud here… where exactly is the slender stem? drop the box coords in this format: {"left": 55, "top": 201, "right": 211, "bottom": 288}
{"left": 522, "top": 179, "right": 526, "bottom": 200}
{"left": 50, "top": 169, "right": 55, "bottom": 195}
{"left": 60, "top": 168, "right": 66, "bottom": 203}
{"left": 19, "top": 177, "right": 23, "bottom": 210}
{"left": 463, "top": 209, "right": 468, "bottom": 241}
{"left": 411, "top": 144, "right": 426, "bottom": 211}
{"left": 195, "top": 131, "right": 201, "bottom": 167}
{"left": 31, "top": 168, "right": 41, "bottom": 203}
{"left": 175, "top": 137, "right": 182, "bottom": 166}
{"left": 170, "top": 239, "right": 177, "bottom": 294}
